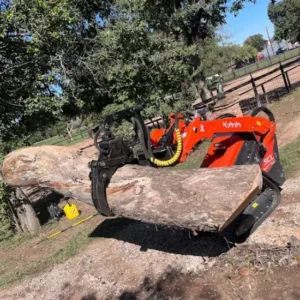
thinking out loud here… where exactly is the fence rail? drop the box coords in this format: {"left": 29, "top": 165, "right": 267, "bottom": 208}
{"left": 222, "top": 47, "right": 300, "bottom": 82}
{"left": 34, "top": 55, "right": 300, "bottom": 147}
{"left": 34, "top": 116, "right": 166, "bottom": 147}
{"left": 195, "top": 56, "right": 300, "bottom": 118}
{"left": 33, "top": 130, "right": 91, "bottom": 147}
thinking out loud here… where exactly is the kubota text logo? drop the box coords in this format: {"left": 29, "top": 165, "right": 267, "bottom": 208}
{"left": 222, "top": 121, "right": 242, "bottom": 129}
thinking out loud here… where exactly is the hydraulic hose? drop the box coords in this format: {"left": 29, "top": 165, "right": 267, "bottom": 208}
{"left": 149, "top": 128, "right": 182, "bottom": 167}
{"left": 132, "top": 112, "right": 183, "bottom": 167}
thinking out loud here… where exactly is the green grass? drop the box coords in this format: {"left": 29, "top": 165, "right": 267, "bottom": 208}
{"left": 34, "top": 131, "right": 90, "bottom": 147}
{"left": 279, "top": 137, "right": 300, "bottom": 178}
{"left": 57, "top": 131, "right": 90, "bottom": 146}
{"left": 0, "top": 260, "right": 46, "bottom": 287}
{"left": 0, "top": 230, "right": 92, "bottom": 287}
{"left": 33, "top": 135, "right": 65, "bottom": 146}
{"left": 51, "top": 231, "right": 90, "bottom": 260}
{"left": 0, "top": 233, "right": 35, "bottom": 250}
{"left": 174, "top": 142, "right": 210, "bottom": 170}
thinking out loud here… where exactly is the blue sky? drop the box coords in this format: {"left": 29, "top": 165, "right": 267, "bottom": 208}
{"left": 222, "top": 0, "right": 274, "bottom": 45}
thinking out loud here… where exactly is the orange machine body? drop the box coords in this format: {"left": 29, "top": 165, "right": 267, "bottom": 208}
{"left": 150, "top": 113, "right": 277, "bottom": 175}
{"left": 150, "top": 113, "right": 186, "bottom": 146}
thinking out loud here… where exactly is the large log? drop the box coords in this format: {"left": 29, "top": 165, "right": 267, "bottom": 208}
{"left": 2, "top": 145, "right": 262, "bottom": 231}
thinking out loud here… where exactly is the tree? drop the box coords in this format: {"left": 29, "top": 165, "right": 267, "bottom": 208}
{"left": 74, "top": 0, "right": 257, "bottom": 115}
{"left": 236, "top": 45, "right": 257, "bottom": 66}
{"left": 244, "top": 34, "right": 266, "bottom": 51}
{"left": 0, "top": 0, "right": 113, "bottom": 142}
{"left": 199, "top": 38, "right": 234, "bottom": 77}
{"left": 268, "top": 0, "right": 300, "bottom": 43}
{"left": 0, "top": 0, "right": 253, "bottom": 146}
{"left": 76, "top": 20, "right": 200, "bottom": 117}
{"left": 116, "top": 0, "right": 228, "bottom": 45}
{"left": 0, "top": 0, "right": 113, "bottom": 235}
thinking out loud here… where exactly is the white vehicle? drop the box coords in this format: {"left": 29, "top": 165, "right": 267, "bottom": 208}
{"left": 206, "top": 74, "right": 220, "bottom": 82}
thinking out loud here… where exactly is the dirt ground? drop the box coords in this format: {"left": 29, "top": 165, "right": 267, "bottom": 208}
{"left": 2, "top": 184, "right": 300, "bottom": 300}
{"left": 214, "top": 57, "right": 300, "bottom": 111}
{"left": 2, "top": 91, "right": 300, "bottom": 299}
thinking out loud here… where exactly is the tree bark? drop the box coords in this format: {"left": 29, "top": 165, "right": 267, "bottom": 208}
{"left": 2, "top": 145, "right": 262, "bottom": 231}
{"left": 1, "top": 172, "right": 41, "bottom": 234}
{"left": 8, "top": 187, "right": 41, "bottom": 234}
{"left": 15, "top": 187, "right": 41, "bottom": 233}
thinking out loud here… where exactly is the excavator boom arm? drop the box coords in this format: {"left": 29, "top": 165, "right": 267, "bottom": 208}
{"left": 180, "top": 115, "right": 275, "bottom": 162}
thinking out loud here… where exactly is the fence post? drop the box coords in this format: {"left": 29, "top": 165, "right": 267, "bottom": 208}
{"left": 261, "top": 84, "right": 269, "bottom": 104}
{"left": 285, "top": 71, "right": 292, "bottom": 89}
{"left": 279, "top": 62, "right": 290, "bottom": 93}
{"left": 250, "top": 73, "right": 262, "bottom": 107}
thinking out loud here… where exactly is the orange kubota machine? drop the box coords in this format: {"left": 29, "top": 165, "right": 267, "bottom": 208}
{"left": 90, "top": 105, "right": 284, "bottom": 240}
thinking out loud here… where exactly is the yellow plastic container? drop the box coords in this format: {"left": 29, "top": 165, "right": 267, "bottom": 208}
{"left": 63, "top": 203, "right": 80, "bottom": 220}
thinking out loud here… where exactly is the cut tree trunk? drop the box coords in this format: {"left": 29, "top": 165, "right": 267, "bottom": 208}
{"left": 1, "top": 172, "right": 41, "bottom": 234}
{"left": 11, "top": 188, "right": 41, "bottom": 233}
{"left": 6, "top": 187, "right": 41, "bottom": 234}
{"left": 2, "top": 145, "right": 262, "bottom": 231}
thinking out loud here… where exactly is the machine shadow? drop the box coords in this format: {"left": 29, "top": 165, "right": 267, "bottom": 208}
{"left": 89, "top": 217, "right": 231, "bottom": 257}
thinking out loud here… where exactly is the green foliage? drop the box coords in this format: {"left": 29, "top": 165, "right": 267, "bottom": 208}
{"left": 0, "top": 140, "right": 19, "bottom": 242}
{"left": 268, "top": 0, "right": 300, "bottom": 43}
{"left": 0, "top": 0, "right": 113, "bottom": 142}
{"left": 116, "top": 0, "right": 228, "bottom": 45}
{"left": 279, "top": 137, "right": 300, "bottom": 178}
{"left": 234, "top": 45, "right": 258, "bottom": 65}
{"left": 0, "top": 0, "right": 260, "bottom": 159}
{"left": 244, "top": 34, "right": 266, "bottom": 51}
{"left": 199, "top": 38, "right": 232, "bottom": 77}
{"left": 0, "top": 182, "right": 13, "bottom": 242}
{"left": 1, "top": 0, "right": 254, "bottom": 148}
{"left": 201, "top": 40, "right": 258, "bottom": 75}
{"left": 199, "top": 38, "right": 257, "bottom": 76}
{"left": 81, "top": 20, "right": 199, "bottom": 118}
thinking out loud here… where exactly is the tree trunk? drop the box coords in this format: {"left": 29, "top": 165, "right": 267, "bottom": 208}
{"left": 8, "top": 187, "right": 41, "bottom": 234}
{"left": 2, "top": 145, "right": 262, "bottom": 231}
{"left": 1, "top": 172, "right": 41, "bottom": 234}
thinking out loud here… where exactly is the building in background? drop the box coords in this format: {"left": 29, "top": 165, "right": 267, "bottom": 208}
{"left": 263, "top": 39, "right": 293, "bottom": 58}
